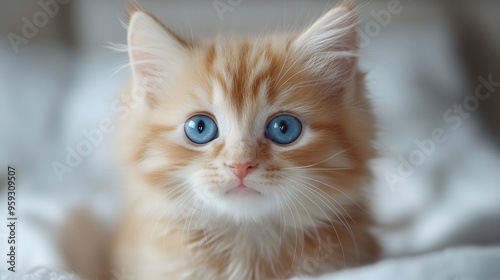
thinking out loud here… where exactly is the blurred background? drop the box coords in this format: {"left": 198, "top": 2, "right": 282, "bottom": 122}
{"left": 1, "top": 0, "right": 499, "bottom": 278}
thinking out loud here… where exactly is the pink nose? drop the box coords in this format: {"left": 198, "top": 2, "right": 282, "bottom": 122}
{"left": 226, "top": 162, "right": 257, "bottom": 179}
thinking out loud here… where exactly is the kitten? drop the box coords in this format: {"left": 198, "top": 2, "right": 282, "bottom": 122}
{"left": 114, "top": 1, "right": 379, "bottom": 279}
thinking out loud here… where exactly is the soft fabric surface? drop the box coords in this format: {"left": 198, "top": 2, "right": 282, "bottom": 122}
{"left": 3, "top": 246, "right": 499, "bottom": 279}
{"left": 296, "top": 246, "right": 500, "bottom": 280}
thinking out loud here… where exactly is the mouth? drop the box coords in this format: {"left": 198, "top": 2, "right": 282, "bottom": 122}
{"left": 225, "top": 184, "right": 261, "bottom": 196}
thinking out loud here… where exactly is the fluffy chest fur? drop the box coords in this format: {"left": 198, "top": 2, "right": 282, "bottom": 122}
{"left": 116, "top": 192, "right": 377, "bottom": 279}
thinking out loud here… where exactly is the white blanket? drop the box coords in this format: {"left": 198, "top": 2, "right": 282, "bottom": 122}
{"left": 3, "top": 246, "right": 499, "bottom": 279}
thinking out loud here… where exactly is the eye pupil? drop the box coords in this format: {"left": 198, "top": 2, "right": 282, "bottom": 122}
{"left": 279, "top": 121, "right": 288, "bottom": 134}
{"left": 197, "top": 121, "right": 205, "bottom": 133}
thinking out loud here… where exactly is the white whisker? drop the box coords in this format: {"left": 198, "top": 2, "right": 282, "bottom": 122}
{"left": 284, "top": 178, "right": 348, "bottom": 268}
{"left": 282, "top": 144, "right": 359, "bottom": 170}
{"left": 276, "top": 188, "right": 300, "bottom": 268}
{"left": 297, "top": 175, "right": 367, "bottom": 214}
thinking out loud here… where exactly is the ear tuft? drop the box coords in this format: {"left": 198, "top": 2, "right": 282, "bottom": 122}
{"left": 125, "top": 0, "right": 145, "bottom": 19}
{"left": 292, "top": 2, "right": 359, "bottom": 83}
{"left": 337, "top": 0, "right": 356, "bottom": 12}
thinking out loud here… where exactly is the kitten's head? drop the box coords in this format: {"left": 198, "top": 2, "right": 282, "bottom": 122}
{"left": 123, "top": 1, "right": 375, "bottom": 225}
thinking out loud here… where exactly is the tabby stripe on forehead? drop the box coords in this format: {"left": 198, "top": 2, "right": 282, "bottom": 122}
{"left": 203, "top": 43, "right": 217, "bottom": 103}
{"left": 205, "top": 41, "right": 285, "bottom": 116}
{"left": 248, "top": 50, "right": 272, "bottom": 101}
{"left": 204, "top": 43, "right": 216, "bottom": 72}
{"left": 250, "top": 71, "right": 270, "bottom": 101}
{"left": 209, "top": 47, "right": 231, "bottom": 104}
{"left": 265, "top": 49, "right": 288, "bottom": 106}
{"left": 230, "top": 41, "right": 251, "bottom": 115}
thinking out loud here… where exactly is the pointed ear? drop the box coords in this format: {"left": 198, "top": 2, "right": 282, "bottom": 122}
{"left": 292, "top": 2, "right": 359, "bottom": 84}
{"left": 127, "top": 10, "right": 189, "bottom": 106}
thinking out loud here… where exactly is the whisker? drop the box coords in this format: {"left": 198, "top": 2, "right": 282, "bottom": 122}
{"left": 283, "top": 179, "right": 346, "bottom": 267}
{"left": 275, "top": 49, "right": 301, "bottom": 86}
{"left": 281, "top": 187, "right": 322, "bottom": 269}
{"left": 282, "top": 144, "right": 359, "bottom": 170}
{"left": 292, "top": 167, "right": 352, "bottom": 171}
{"left": 293, "top": 177, "right": 355, "bottom": 223}
{"left": 138, "top": 182, "right": 188, "bottom": 237}
{"left": 272, "top": 192, "right": 286, "bottom": 243}
{"left": 161, "top": 192, "right": 199, "bottom": 257}
{"left": 165, "top": 191, "right": 197, "bottom": 230}
{"left": 156, "top": 190, "right": 194, "bottom": 246}
{"left": 183, "top": 197, "right": 200, "bottom": 273}
{"left": 289, "top": 178, "right": 360, "bottom": 262}
{"left": 297, "top": 175, "right": 367, "bottom": 214}
{"left": 276, "top": 188, "right": 300, "bottom": 269}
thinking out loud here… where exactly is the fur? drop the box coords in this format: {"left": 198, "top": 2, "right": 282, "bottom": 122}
{"left": 113, "top": 1, "right": 379, "bottom": 279}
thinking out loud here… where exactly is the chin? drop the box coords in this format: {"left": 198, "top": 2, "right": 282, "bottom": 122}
{"left": 211, "top": 192, "right": 276, "bottom": 222}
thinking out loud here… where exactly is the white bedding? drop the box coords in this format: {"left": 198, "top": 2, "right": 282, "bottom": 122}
{"left": 2, "top": 246, "right": 499, "bottom": 279}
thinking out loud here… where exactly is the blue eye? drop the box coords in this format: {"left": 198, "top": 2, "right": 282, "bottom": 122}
{"left": 184, "top": 115, "right": 218, "bottom": 144}
{"left": 266, "top": 114, "right": 302, "bottom": 145}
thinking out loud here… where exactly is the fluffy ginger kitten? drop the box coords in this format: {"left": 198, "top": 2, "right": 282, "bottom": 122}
{"left": 114, "top": 1, "right": 379, "bottom": 279}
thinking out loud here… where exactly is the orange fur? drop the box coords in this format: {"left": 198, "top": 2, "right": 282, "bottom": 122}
{"left": 114, "top": 2, "right": 379, "bottom": 279}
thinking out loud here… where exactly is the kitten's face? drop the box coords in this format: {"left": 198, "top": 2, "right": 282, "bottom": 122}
{"left": 125, "top": 6, "right": 375, "bottom": 223}
{"left": 152, "top": 41, "right": 353, "bottom": 221}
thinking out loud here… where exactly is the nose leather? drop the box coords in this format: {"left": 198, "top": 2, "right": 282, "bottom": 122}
{"left": 227, "top": 162, "right": 257, "bottom": 179}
